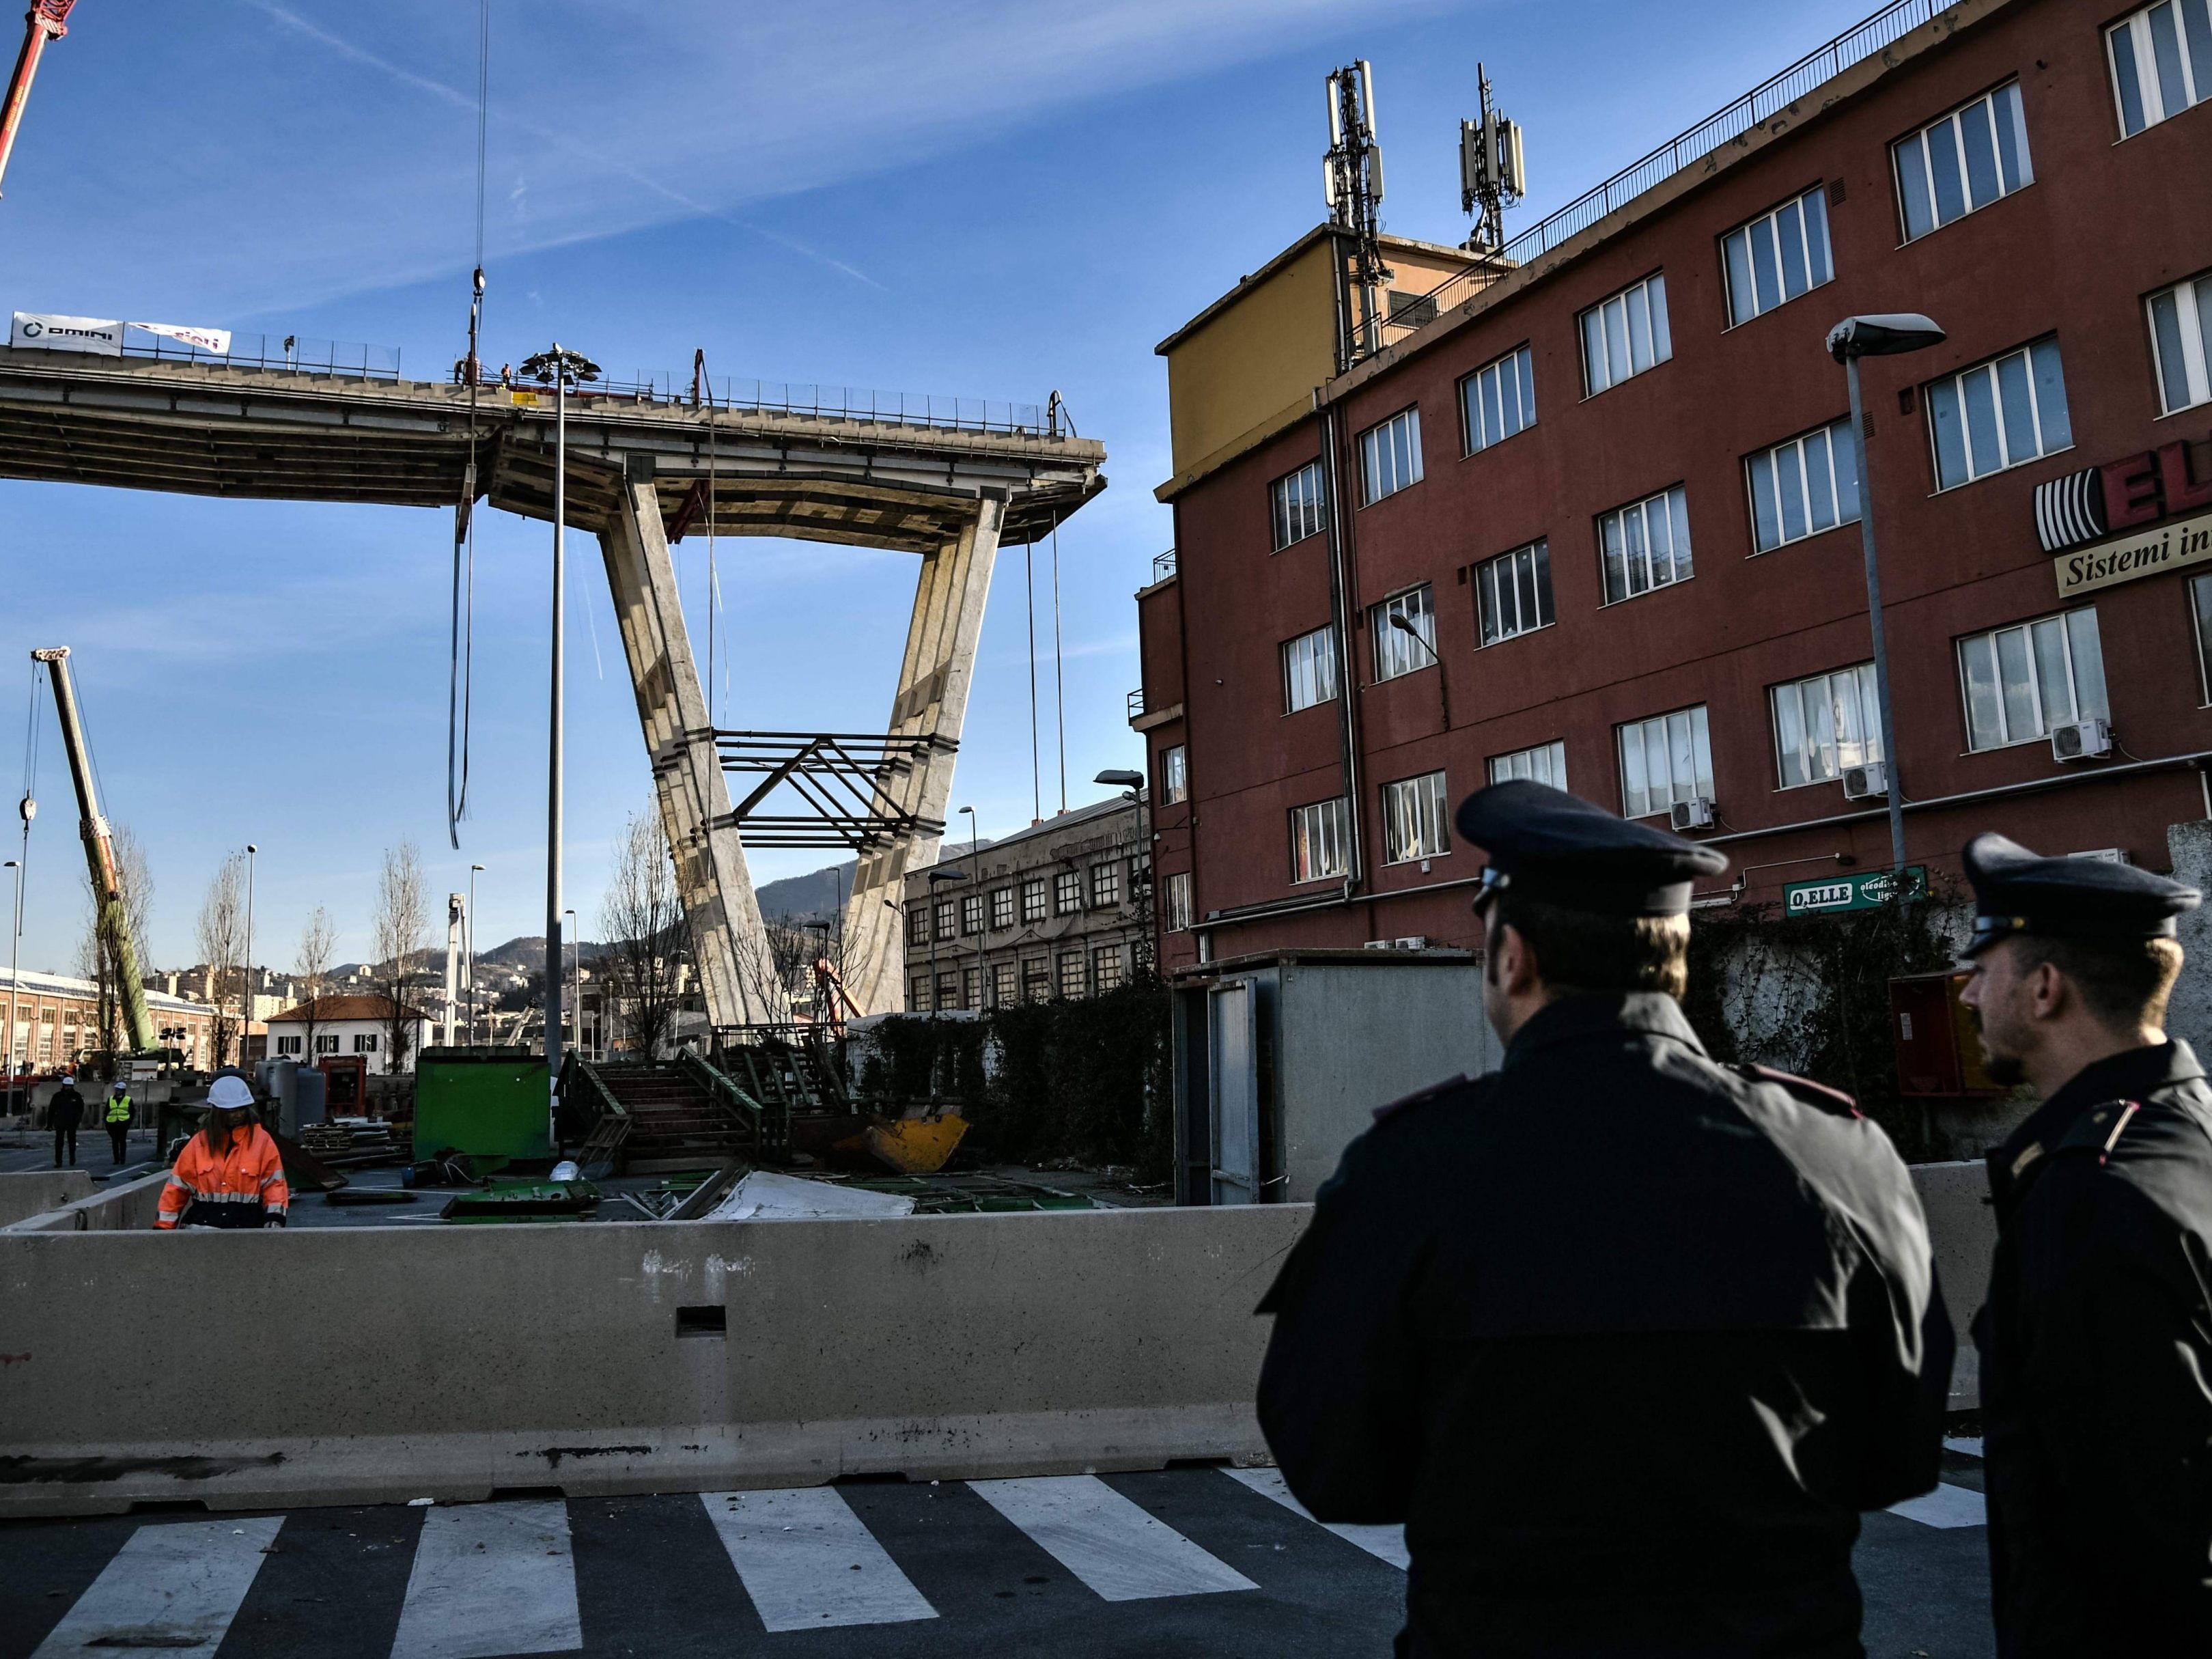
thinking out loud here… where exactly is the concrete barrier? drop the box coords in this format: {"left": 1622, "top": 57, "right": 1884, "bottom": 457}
{"left": 0, "top": 1170, "right": 93, "bottom": 1227}
{"left": 1, "top": 1171, "right": 169, "bottom": 1234}
{"left": 0, "top": 1203, "right": 1310, "bottom": 1518}
{"left": 1912, "top": 1160, "right": 1995, "bottom": 1410}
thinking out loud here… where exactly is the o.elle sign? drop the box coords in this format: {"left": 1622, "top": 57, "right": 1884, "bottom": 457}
{"left": 1783, "top": 865, "right": 1928, "bottom": 917}
{"left": 2054, "top": 508, "right": 2212, "bottom": 598}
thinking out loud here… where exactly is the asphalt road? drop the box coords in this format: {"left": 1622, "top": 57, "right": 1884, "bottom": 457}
{"left": 2, "top": 1454, "right": 1993, "bottom": 1658}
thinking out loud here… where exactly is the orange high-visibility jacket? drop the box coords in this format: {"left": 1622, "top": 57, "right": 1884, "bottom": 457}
{"left": 156, "top": 1124, "right": 289, "bottom": 1229}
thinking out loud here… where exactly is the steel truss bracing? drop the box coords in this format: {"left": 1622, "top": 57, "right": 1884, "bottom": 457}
{"left": 714, "top": 730, "right": 954, "bottom": 851}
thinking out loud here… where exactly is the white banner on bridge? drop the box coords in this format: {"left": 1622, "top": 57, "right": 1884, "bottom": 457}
{"left": 10, "top": 311, "right": 124, "bottom": 354}
{"left": 131, "top": 320, "right": 231, "bottom": 355}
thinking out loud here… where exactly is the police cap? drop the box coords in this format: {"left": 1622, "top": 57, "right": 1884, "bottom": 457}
{"left": 1455, "top": 779, "right": 1728, "bottom": 917}
{"left": 1961, "top": 831, "right": 2199, "bottom": 957}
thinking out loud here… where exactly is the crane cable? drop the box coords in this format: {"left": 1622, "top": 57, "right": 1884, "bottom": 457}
{"left": 447, "top": 0, "right": 491, "bottom": 849}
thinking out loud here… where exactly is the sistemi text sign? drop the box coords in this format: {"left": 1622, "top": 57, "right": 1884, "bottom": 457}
{"left": 2052, "top": 507, "right": 2212, "bottom": 598}
{"left": 1784, "top": 865, "right": 1927, "bottom": 917}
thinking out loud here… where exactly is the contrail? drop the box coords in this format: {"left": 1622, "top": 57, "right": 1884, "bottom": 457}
{"left": 239, "top": 0, "right": 885, "bottom": 289}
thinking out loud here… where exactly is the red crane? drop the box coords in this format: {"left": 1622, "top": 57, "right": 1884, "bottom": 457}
{"left": 0, "top": 1, "right": 76, "bottom": 199}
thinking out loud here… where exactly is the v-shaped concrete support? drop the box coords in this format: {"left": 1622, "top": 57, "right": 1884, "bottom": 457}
{"left": 839, "top": 494, "right": 1007, "bottom": 1015}
{"left": 600, "top": 475, "right": 784, "bottom": 1029}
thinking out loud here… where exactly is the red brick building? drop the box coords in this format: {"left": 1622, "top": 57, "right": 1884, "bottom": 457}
{"left": 1137, "top": 0, "right": 2212, "bottom": 974}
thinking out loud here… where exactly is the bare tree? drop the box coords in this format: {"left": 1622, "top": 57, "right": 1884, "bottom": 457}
{"left": 73, "top": 824, "right": 152, "bottom": 1072}
{"left": 372, "top": 841, "right": 430, "bottom": 1073}
{"left": 294, "top": 904, "right": 337, "bottom": 1067}
{"left": 194, "top": 852, "right": 246, "bottom": 1068}
{"left": 599, "top": 810, "right": 684, "bottom": 1059}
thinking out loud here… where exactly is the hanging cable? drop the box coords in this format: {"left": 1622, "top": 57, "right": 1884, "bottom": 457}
{"left": 447, "top": 0, "right": 491, "bottom": 849}
{"left": 1026, "top": 541, "right": 1041, "bottom": 822}
{"left": 1050, "top": 515, "right": 1066, "bottom": 815}
{"left": 696, "top": 348, "right": 719, "bottom": 727}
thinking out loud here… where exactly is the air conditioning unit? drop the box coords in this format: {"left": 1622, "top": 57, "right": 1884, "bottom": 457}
{"left": 1842, "top": 762, "right": 1888, "bottom": 801}
{"left": 2052, "top": 719, "right": 2112, "bottom": 762}
{"left": 1392, "top": 936, "right": 1429, "bottom": 950}
{"left": 1669, "top": 797, "right": 1716, "bottom": 832}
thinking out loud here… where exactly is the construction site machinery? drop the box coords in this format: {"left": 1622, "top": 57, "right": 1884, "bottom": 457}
{"left": 0, "top": 1, "right": 77, "bottom": 198}
{"left": 30, "top": 646, "right": 154, "bottom": 1059}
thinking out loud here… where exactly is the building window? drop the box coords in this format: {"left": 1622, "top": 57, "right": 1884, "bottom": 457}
{"left": 1928, "top": 337, "right": 2072, "bottom": 490}
{"left": 1723, "top": 185, "right": 1834, "bottom": 326}
{"left": 962, "top": 966, "right": 982, "bottom": 1009}
{"left": 1021, "top": 957, "right": 1051, "bottom": 1003}
{"left": 2194, "top": 576, "right": 2212, "bottom": 703}
{"left": 1020, "top": 878, "right": 1048, "bottom": 923}
{"left": 1489, "top": 739, "right": 1567, "bottom": 790}
{"left": 1160, "top": 744, "right": 1188, "bottom": 805}
{"left": 1772, "top": 663, "right": 1882, "bottom": 789}
{"left": 934, "top": 897, "right": 958, "bottom": 940}
{"left": 1957, "top": 608, "right": 2110, "bottom": 751}
{"left": 1748, "top": 419, "right": 1860, "bottom": 553}
{"left": 1090, "top": 861, "right": 1121, "bottom": 908}
{"left": 354, "top": 1033, "right": 380, "bottom": 1054}
{"left": 910, "top": 976, "right": 930, "bottom": 1012}
{"left": 1894, "top": 80, "right": 2032, "bottom": 242}
{"left": 1580, "top": 273, "right": 1670, "bottom": 396}
{"left": 989, "top": 886, "right": 1015, "bottom": 930}
{"left": 1271, "top": 459, "right": 1326, "bottom": 550}
{"left": 1091, "top": 944, "right": 1125, "bottom": 992}
{"left": 1289, "top": 798, "right": 1351, "bottom": 882}
{"left": 1054, "top": 869, "right": 1082, "bottom": 915}
{"left": 1164, "top": 871, "right": 1193, "bottom": 932}
{"left": 1619, "top": 706, "right": 1713, "bottom": 820}
{"left": 1461, "top": 343, "right": 1536, "bottom": 454}
{"left": 1357, "top": 407, "right": 1424, "bottom": 503}
{"left": 906, "top": 906, "right": 929, "bottom": 948}
{"left": 990, "top": 962, "right": 1016, "bottom": 1007}
{"left": 2148, "top": 271, "right": 2212, "bottom": 415}
{"left": 1370, "top": 585, "right": 1436, "bottom": 681}
{"left": 1281, "top": 625, "right": 1340, "bottom": 713}
{"left": 1599, "top": 485, "right": 1693, "bottom": 604}
{"left": 961, "top": 891, "right": 984, "bottom": 935}
{"left": 2109, "top": 0, "right": 2212, "bottom": 138}
{"left": 1380, "top": 771, "right": 1450, "bottom": 864}
{"left": 1475, "top": 540, "right": 1553, "bottom": 645}
{"left": 315, "top": 1034, "right": 339, "bottom": 1055}
{"left": 275, "top": 1034, "right": 303, "bottom": 1055}
{"left": 1056, "top": 951, "right": 1087, "bottom": 999}
{"left": 936, "top": 972, "right": 961, "bottom": 1011}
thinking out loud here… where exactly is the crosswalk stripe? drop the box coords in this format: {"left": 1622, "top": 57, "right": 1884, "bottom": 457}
{"left": 389, "top": 1498, "right": 582, "bottom": 1659}
{"left": 1888, "top": 1483, "right": 1987, "bottom": 1529}
{"left": 1222, "top": 1466, "right": 1411, "bottom": 1570}
{"left": 700, "top": 1487, "right": 938, "bottom": 1633}
{"left": 31, "top": 1514, "right": 283, "bottom": 1659}
{"left": 968, "top": 1474, "right": 1259, "bottom": 1602}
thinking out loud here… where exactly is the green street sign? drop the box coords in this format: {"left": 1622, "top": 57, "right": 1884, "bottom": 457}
{"left": 1783, "top": 865, "right": 1927, "bottom": 917}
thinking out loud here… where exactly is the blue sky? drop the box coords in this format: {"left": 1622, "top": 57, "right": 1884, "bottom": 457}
{"left": 0, "top": 0, "right": 1877, "bottom": 973}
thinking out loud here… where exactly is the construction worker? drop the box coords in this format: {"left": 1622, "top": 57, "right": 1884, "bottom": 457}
{"left": 103, "top": 1081, "right": 131, "bottom": 1165}
{"left": 48, "top": 1072, "right": 84, "bottom": 1168}
{"left": 155, "top": 1074, "right": 288, "bottom": 1230}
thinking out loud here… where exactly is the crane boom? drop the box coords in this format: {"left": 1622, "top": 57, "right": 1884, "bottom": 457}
{"left": 0, "top": 0, "right": 76, "bottom": 199}
{"left": 31, "top": 646, "right": 155, "bottom": 1057}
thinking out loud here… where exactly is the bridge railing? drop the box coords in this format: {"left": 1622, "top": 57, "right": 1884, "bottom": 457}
{"left": 124, "top": 331, "right": 404, "bottom": 380}
{"left": 565, "top": 372, "right": 1055, "bottom": 436}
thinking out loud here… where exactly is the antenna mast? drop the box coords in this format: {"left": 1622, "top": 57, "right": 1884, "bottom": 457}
{"left": 1323, "top": 61, "right": 1390, "bottom": 372}
{"left": 1460, "top": 62, "right": 1526, "bottom": 255}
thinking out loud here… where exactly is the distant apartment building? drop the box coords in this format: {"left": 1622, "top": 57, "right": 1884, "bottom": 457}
{"left": 899, "top": 796, "right": 1151, "bottom": 1011}
{"left": 3, "top": 969, "right": 220, "bottom": 1073}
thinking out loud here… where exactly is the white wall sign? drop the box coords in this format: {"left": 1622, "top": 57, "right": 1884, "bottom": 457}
{"left": 131, "top": 320, "right": 230, "bottom": 355}
{"left": 10, "top": 311, "right": 123, "bottom": 354}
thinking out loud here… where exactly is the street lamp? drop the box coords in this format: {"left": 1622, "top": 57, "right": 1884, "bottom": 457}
{"left": 468, "top": 863, "right": 484, "bottom": 1045}
{"left": 3, "top": 857, "right": 18, "bottom": 1093}
{"left": 564, "top": 907, "right": 579, "bottom": 1057}
{"left": 1828, "top": 312, "right": 1946, "bottom": 873}
{"left": 923, "top": 867, "right": 966, "bottom": 1102}
{"left": 1095, "top": 770, "right": 1149, "bottom": 977}
{"left": 957, "top": 806, "right": 984, "bottom": 1008}
{"left": 241, "top": 843, "right": 257, "bottom": 1070}
{"left": 1388, "top": 611, "right": 1450, "bottom": 727}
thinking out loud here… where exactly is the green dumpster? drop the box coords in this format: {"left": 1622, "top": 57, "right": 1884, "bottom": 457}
{"left": 413, "top": 1047, "right": 551, "bottom": 1162}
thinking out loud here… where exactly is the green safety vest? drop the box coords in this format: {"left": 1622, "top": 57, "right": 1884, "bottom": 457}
{"left": 105, "top": 1095, "right": 131, "bottom": 1124}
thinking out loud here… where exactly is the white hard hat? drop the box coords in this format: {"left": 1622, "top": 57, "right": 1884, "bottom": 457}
{"left": 206, "top": 1075, "right": 255, "bottom": 1111}
{"left": 58, "top": 1073, "right": 73, "bottom": 1085}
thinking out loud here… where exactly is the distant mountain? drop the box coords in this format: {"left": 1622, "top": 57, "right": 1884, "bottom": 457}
{"left": 753, "top": 860, "right": 856, "bottom": 922}
{"left": 479, "top": 936, "right": 605, "bottom": 966}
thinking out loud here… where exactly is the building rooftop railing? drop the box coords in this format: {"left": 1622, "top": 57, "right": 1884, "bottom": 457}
{"left": 1371, "top": 0, "right": 1939, "bottom": 359}
{"left": 1151, "top": 548, "right": 1178, "bottom": 583}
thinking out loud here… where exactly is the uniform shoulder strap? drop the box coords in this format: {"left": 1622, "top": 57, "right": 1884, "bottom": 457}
{"left": 2052, "top": 1098, "right": 2144, "bottom": 1163}
{"left": 1371, "top": 1073, "right": 1473, "bottom": 1124}
{"left": 1732, "top": 1062, "right": 1862, "bottom": 1118}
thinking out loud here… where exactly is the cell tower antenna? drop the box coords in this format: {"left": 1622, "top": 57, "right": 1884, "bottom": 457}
{"left": 1460, "top": 61, "right": 1526, "bottom": 255}
{"left": 1323, "top": 60, "right": 1391, "bottom": 372}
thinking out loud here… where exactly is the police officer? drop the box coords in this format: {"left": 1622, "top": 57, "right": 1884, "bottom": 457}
{"left": 104, "top": 1081, "right": 132, "bottom": 1165}
{"left": 1257, "top": 781, "right": 1952, "bottom": 1657}
{"left": 1955, "top": 833, "right": 2212, "bottom": 1654}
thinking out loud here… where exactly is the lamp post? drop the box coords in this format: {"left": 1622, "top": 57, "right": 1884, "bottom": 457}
{"left": 468, "top": 863, "right": 484, "bottom": 1045}
{"left": 564, "top": 907, "right": 578, "bottom": 1059}
{"left": 923, "top": 867, "right": 967, "bottom": 1100}
{"left": 241, "top": 842, "right": 257, "bottom": 1071}
{"left": 1388, "top": 610, "right": 1449, "bottom": 728}
{"left": 1095, "top": 770, "right": 1149, "bottom": 977}
{"left": 4, "top": 857, "right": 18, "bottom": 1093}
{"left": 957, "top": 805, "right": 984, "bottom": 1008}
{"left": 1828, "top": 312, "right": 1946, "bottom": 874}
{"left": 517, "top": 344, "right": 600, "bottom": 1105}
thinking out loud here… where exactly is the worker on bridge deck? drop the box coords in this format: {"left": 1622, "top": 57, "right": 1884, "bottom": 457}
{"left": 156, "top": 1074, "right": 288, "bottom": 1229}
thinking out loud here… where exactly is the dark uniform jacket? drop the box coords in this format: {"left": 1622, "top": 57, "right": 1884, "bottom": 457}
{"left": 1257, "top": 992, "right": 1952, "bottom": 1658}
{"left": 1978, "top": 1040, "right": 2212, "bottom": 1656}
{"left": 48, "top": 1085, "right": 85, "bottom": 1130}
